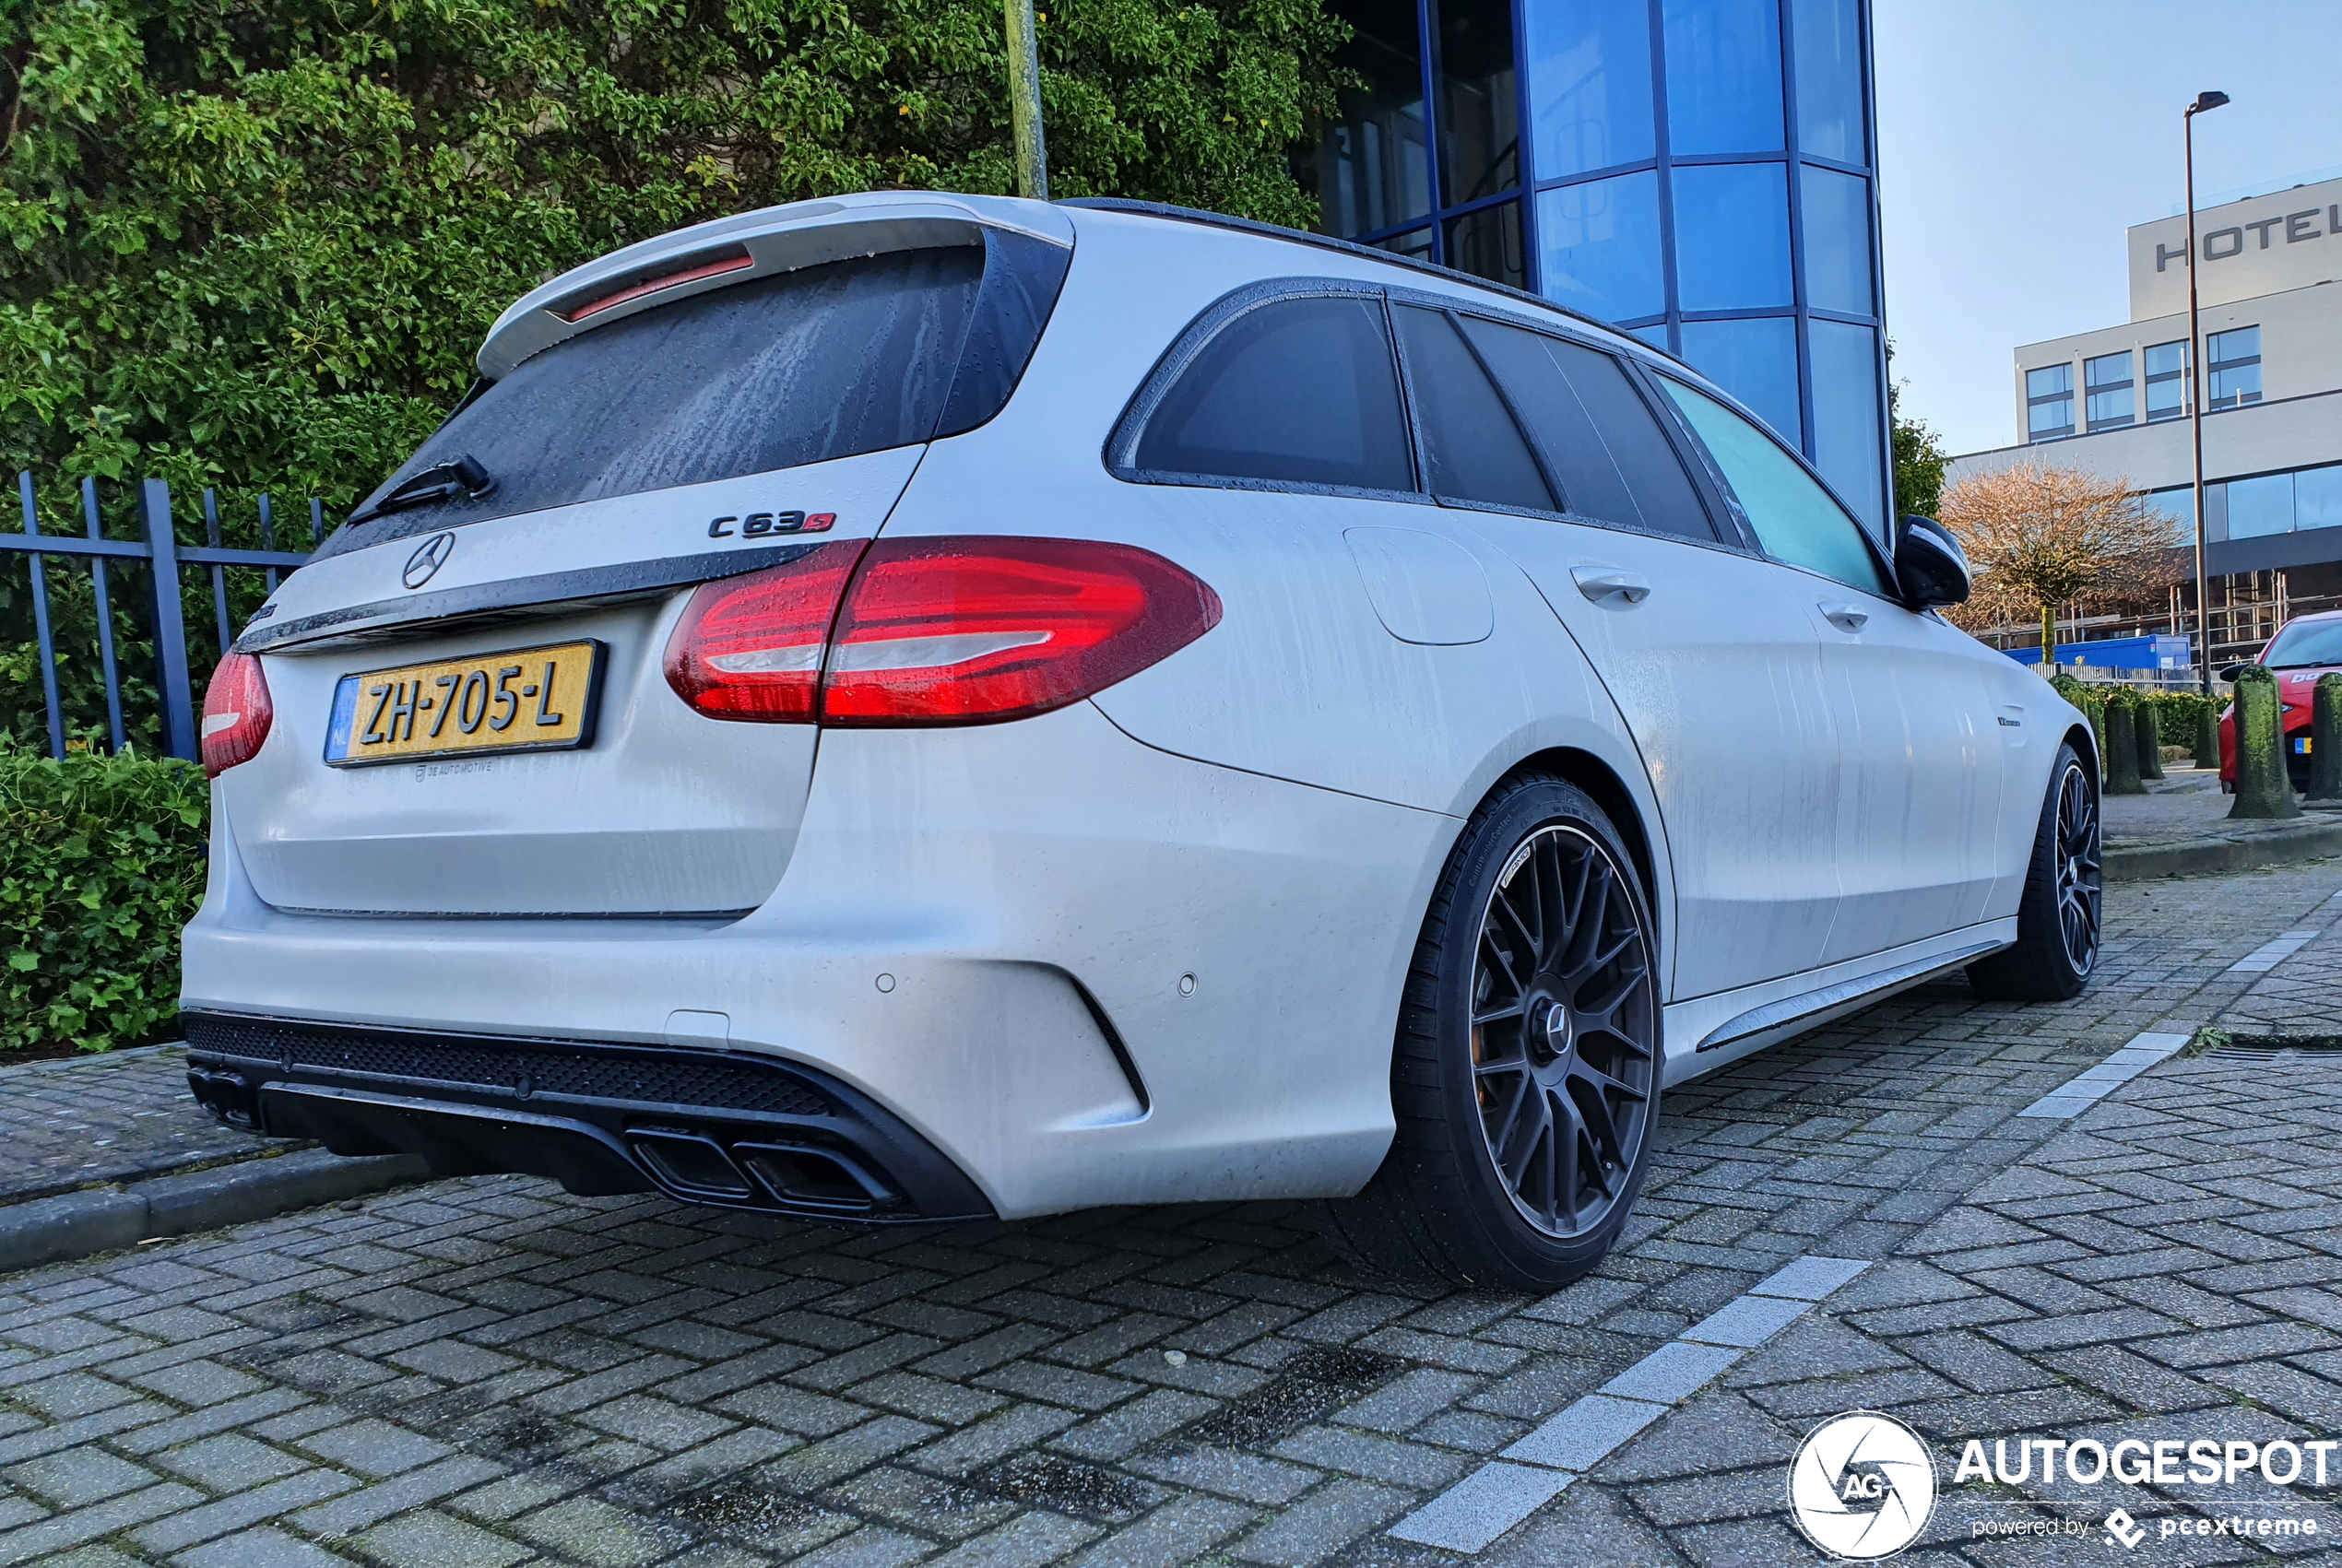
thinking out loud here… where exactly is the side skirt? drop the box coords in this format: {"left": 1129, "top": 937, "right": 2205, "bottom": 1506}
{"left": 1661, "top": 924, "right": 2015, "bottom": 1088}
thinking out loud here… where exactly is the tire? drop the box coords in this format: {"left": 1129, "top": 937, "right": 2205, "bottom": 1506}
{"left": 1326, "top": 773, "right": 1662, "bottom": 1291}
{"left": 1966, "top": 741, "right": 2101, "bottom": 1002}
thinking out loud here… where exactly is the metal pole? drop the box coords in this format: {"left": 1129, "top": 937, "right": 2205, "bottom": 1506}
{"left": 2186, "top": 108, "right": 2209, "bottom": 694}
{"left": 18, "top": 472, "right": 65, "bottom": 760}
{"left": 140, "top": 479, "right": 199, "bottom": 761}
{"left": 2180, "top": 91, "right": 2228, "bottom": 687}
{"left": 1004, "top": 0, "right": 1047, "bottom": 201}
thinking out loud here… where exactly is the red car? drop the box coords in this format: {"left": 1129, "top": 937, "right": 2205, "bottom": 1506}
{"left": 2219, "top": 607, "right": 2342, "bottom": 793}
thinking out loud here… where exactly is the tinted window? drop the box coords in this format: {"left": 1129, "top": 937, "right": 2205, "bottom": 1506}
{"left": 1657, "top": 378, "right": 1890, "bottom": 596}
{"left": 335, "top": 248, "right": 988, "bottom": 552}
{"left": 1136, "top": 296, "right": 1413, "bottom": 491}
{"left": 1393, "top": 306, "right": 1555, "bottom": 513}
{"left": 1460, "top": 317, "right": 1716, "bottom": 541}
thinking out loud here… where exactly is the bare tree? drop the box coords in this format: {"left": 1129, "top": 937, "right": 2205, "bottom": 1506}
{"left": 1937, "top": 464, "right": 2182, "bottom": 661}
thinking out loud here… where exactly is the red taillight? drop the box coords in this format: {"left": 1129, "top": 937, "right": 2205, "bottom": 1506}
{"left": 201, "top": 651, "right": 273, "bottom": 778}
{"left": 663, "top": 541, "right": 869, "bottom": 722}
{"left": 663, "top": 536, "right": 1221, "bottom": 726}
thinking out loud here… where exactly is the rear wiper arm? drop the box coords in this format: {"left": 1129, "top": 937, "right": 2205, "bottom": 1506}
{"left": 346, "top": 454, "right": 496, "bottom": 527}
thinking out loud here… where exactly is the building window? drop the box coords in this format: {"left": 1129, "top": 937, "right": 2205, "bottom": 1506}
{"left": 2026, "top": 363, "right": 2074, "bottom": 442}
{"left": 1525, "top": 0, "right": 1654, "bottom": 181}
{"left": 1791, "top": 0, "right": 1866, "bottom": 165}
{"left": 1446, "top": 199, "right": 1526, "bottom": 290}
{"left": 1436, "top": 0, "right": 1521, "bottom": 208}
{"left": 1663, "top": 0, "right": 1786, "bottom": 155}
{"left": 1673, "top": 163, "right": 1792, "bottom": 311}
{"left": 2299, "top": 466, "right": 2342, "bottom": 534}
{"left": 1536, "top": 171, "right": 1663, "bottom": 321}
{"left": 1810, "top": 319, "right": 1883, "bottom": 519}
{"left": 2084, "top": 351, "right": 2134, "bottom": 431}
{"left": 1801, "top": 166, "right": 1873, "bottom": 314}
{"left": 1375, "top": 228, "right": 1437, "bottom": 263}
{"left": 2207, "top": 325, "right": 2261, "bottom": 409}
{"left": 1680, "top": 316, "right": 1803, "bottom": 446}
{"left": 2225, "top": 470, "right": 2292, "bottom": 539}
{"left": 2144, "top": 340, "right": 2186, "bottom": 422}
{"left": 2141, "top": 488, "right": 2194, "bottom": 544}
{"left": 1307, "top": 0, "right": 1432, "bottom": 242}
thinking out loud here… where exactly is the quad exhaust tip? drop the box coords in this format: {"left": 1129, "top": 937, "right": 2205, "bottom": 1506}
{"left": 626, "top": 1127, "right": 898, "bottom": 1215}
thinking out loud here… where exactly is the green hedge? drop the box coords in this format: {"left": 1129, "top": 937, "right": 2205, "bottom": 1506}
{"left": 2047, "top": 678, "right": 2220, "bottom": 778}
{"left": 2, "top": 749, "right": 207, "bottom": 1054}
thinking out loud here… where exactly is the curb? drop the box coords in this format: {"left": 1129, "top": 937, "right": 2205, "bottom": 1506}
{"left": 2106, "top": 819, "right": 2342, "bottom": 881}
{"left": 0, "top": 1149, "right": 432, "bottom": 1275}
{"left": 0, "top": 1041, "right": 181, "bottom": 1079}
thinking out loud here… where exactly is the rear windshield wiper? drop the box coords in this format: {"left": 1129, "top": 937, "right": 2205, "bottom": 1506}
{"left": 346, "top": 454, "right": 496, "bottom": 528}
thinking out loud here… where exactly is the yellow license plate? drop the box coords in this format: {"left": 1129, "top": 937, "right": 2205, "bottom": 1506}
{"left": 325, "top": 640, "right": 605, "bottom": 767}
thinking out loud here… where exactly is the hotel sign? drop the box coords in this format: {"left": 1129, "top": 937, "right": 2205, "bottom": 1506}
{"left": 2129, "top": 173, "right": 2342, "bottom": 319}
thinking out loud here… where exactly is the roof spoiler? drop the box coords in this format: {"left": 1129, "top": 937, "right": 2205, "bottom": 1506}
{"left": 478, "top": 194, "right": 1074, "bottom": 380}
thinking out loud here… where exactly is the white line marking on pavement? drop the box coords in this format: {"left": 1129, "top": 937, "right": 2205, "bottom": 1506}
{"left": 2230, "top": 931, "right": 2318, "bottom": 973}
{"left": 2015, "top": 1030, "right": 2191, "bottom": 1119}
{"left": 1382, "top": 1462, "right": 1577, "bottom": 1554}
{"left": 1386, "top": 1255, "right": 1870, "bottom": 1553}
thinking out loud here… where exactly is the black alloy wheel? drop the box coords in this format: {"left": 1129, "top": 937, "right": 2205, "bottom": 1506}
{"left": 2052, "top": 757, "right": 2102, "bottom": 978}
{"left": 1969, "top": 740, "right": 2102, "bottom": 1002}
{"left": 1327, "top": 774, "right": 1662, "bottom": 1291}
{"left": 1469, "top": 824, "right": 1657, "bottom": 1241}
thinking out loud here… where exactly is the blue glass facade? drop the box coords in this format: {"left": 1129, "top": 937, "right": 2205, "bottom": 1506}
{"left": 1304, "top": 0, "right": 1891, "bottom": 530}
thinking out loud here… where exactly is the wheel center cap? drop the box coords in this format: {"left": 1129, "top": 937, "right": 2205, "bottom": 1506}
{"left": 1540, "top": 1000, "right": 1573, "bottom": 1060}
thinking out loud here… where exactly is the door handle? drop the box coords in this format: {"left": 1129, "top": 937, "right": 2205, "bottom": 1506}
{"left": 1572, "top": 568, "right": 1650, "bottom": 607}
{"left": 1818, "top": 600, "right": 1869, "bottom": 633}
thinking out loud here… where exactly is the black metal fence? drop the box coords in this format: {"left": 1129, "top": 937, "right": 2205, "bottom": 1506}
{"left": 3, "top": 474, "right": 318, "bottom": 761}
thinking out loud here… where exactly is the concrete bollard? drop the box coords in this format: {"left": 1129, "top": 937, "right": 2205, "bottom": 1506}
{"left": 2135, "top": 697, "right": 2164, "bottom": 781}
{"left": 2104, "top": 695, "right": 2147, "bottom": 796}
{"left": 2194, "top": 701, "right": 2221, "bottom": 770}
{"left": 2312, "top": 674, "right": 2342, "bottom": 802}
{"left": 2230, "top": 666, "right": 2301, "bottom": 820}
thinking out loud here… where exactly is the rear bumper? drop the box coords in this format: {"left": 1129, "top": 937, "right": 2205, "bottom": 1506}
{"left": 182, "top": 701, "right": 1451, "bottom": 1220}
{"left": 184, "top": 1010, "right": 990, "bottom": 1223}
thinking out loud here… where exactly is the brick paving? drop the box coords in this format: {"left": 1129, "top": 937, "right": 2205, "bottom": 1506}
{"left": 1, "top": 860, "right": 2339, "bottom": 1565}
{"left": 0, "top": 1049, "right": 273, "bottom": 1208}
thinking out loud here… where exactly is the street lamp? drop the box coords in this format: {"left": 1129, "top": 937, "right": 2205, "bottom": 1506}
{"left": 2185, "top": 88, "right": 2230, "bottom": 695}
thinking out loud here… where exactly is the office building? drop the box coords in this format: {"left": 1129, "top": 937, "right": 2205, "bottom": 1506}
{"left": 1300, "top": 0, "right": 1892, "bottom": 531}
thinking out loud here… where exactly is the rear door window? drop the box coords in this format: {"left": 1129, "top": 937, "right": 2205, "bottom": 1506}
{"left": 1460, "top": 318, "right": 1718, "bottom": 542}
{"left": 332, "top": 245, "right": 999, "bottom": 553}
{"left": 1656, "top": 378, "right": 1892, "bottom": 596}
{"left": 1131, "top": 296, "right": 1414, "bottom": 493}
{"left": 1392, "top": 306, "right": 1556, "bottom": 513}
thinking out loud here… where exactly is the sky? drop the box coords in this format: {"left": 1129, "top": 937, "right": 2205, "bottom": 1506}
{"left": 1873, "top": 0, "right": 2342, "bottom": 457}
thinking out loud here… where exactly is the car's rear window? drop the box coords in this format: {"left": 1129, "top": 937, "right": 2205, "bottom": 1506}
{"left": 326, "top": 246, "right": 990, "bottom": 553}
{"left": 1130, "top": 295, "right": 1414, "bottom": 493}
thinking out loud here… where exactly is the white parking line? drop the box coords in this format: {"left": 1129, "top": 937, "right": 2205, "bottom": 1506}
{"left": 1385, "top": 1255, "right": 1869, "bottom": 1553}
{"left": 2014, "top": 1030, "right": 2191, "bottom": 1119}
{"left": 2230, "top": 930, "right": 2319, "bottom": 973}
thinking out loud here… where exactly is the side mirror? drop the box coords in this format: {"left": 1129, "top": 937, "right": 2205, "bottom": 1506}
{"left": 1894, "top": 514, "right": 1970, "bottom": 610}
{"left": 2218, "top": 664, "right": 2243, "bottom": 683}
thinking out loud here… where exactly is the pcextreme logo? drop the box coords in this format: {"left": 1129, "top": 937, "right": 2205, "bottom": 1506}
{"left": 1788, "top": 1411, "right": 1938, "bottom": 1560}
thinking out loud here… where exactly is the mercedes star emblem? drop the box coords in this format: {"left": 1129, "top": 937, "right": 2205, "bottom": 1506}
{"left": 402, "top": 532, "right": 456, "bottom": 590}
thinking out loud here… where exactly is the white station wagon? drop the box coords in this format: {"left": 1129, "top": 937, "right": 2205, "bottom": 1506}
{"left": 183, "top": 193, "right": 2100, "bottom": 1288}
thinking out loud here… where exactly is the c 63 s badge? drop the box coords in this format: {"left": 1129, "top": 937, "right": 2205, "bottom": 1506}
{"left": 709, "top": 511, "right": 835, "bottom": 539}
